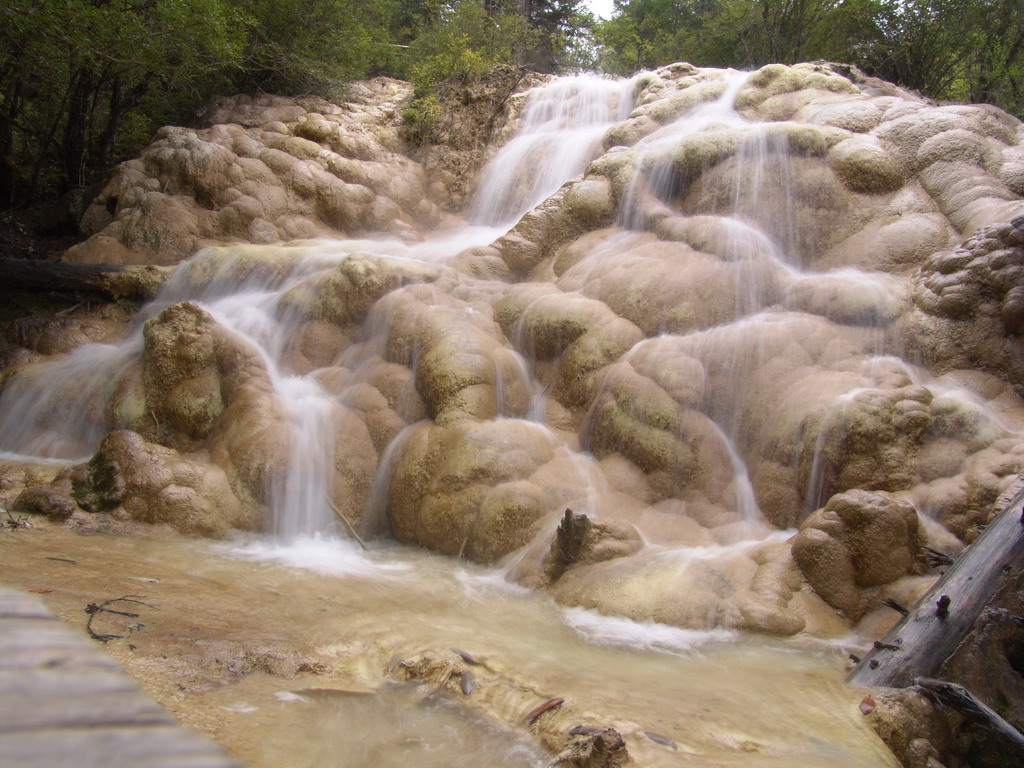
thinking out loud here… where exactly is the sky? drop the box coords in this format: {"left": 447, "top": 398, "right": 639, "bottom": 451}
{"left": 585, "top": 0, "right": 616, "bottom": 20}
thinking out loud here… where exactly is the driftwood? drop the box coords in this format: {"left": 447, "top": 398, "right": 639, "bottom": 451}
{"left": 849, "top": 485, "right": 1024, "bottom": 688}
{"left": 545, "top": 509, "right": 591, "bottom": 583}
{"left": 84, "top": 595, "right": 154, "bottom": 643}
{"left": 916, "top": 678, "right": 1024, "bottom": 768}
{"left": 325, "top": 497, "right": 369, "bottom": 551}
{"left": 0, "top": 257, "right": 170, "bottom": 299}
{"left": 523, "top": 697, "right": 564, "bottom": 725}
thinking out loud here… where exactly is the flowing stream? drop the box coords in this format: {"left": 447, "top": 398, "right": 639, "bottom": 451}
{"left": 3, "top": 524, "right": 896, "bottom": 768}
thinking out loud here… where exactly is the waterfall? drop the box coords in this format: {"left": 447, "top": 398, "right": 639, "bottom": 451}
{"left": 470, "top": 74, "right": 636, "bottom": 226}
{"left": 0, "top": 340, "right": 141, "bottom": 462}
{"left": 2, "top": 63, "right": 1021, "bottom": 651}
{"left": 617, "top": 69, "right": 749, "bottom": 229}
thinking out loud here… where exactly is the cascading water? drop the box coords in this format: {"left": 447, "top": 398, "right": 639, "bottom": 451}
{"left": 470, "top": 74, "right": 637, "bottom": 226}
{"left": 617, "top": 69, "right": 751, "bottom": 229}
{"left": 0, "top": 340, "right": 141, "bottom": 461}
{"left": 3, "top": 61, "right": 1024, "bottom": 768}
{"left": 0, "top": 74, "right": 639, "bottom": 537}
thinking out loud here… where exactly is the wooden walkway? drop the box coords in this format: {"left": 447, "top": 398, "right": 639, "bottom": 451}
{"left": 0, "top": 587, "right": 242, "bottom": 768}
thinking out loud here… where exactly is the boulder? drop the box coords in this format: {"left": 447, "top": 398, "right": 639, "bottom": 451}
{"left": 792, "top": 489, "right": 924, "bottom": 619}
{"left": 386, "top": 420, "right": 558, "bottom": 561}
{"left": 71, "top": 430, "right": 251, "bottom": 536}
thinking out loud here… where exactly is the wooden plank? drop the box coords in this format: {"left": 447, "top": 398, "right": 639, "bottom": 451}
{"left": 0, "top": 589, "right": 53, "bottom": 619}
{"left": 0, "top": 667, "right": 173, "bottom": 732}
{"left": 0, "top": 639, "right": 122, "bottom": 671}
{"left": 0, "top": 588, "right": 241, "bottom": 767}
{"left": 849, "top": 486, "right": 1024, "bottom": 688}
{"left": 0, "top": 725, "right": 244, "bottom": 768}
{"left": 0, "top": 617, "right": 109, "bottom": 649}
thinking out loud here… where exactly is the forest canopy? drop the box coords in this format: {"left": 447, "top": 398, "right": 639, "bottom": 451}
{"left": 1, "top": 0, "right": 1022, "bottom": 207}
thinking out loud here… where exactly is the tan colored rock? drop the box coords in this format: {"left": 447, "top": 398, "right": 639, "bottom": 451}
{"left": 108, "top": 300, "right": 290, "bottom": 509}
{"left": 66, "top": 82, "right": 443, "bottom": 266}
{"left": 71, "top": 430, "right": 251, "bottom": 536}
{"left": 494, "top": 285, "right": 643, "bottom": 410}
{"left": 4, "top": 62, "right": 1024, "bottom": 648}
{"left": 557, "top": 230, "right": 789, "bottom": 335}
{"left": 736, "top": 62, "right": 861, "bottom": 121}
{"left": 387, "top": 420, "right": 558, "bottom": 560}
{"left": 546, "top": 536, "right": 809, "bottom": 636}
{"left": 280, "top": 253, "right": 442, "bottom": 328}
{"left": 0, "top": 462, "right": 64, "bottom": 509}
{"left": 828, "top": 136, "right": 905, "bottom": 194}
{"left": 913, "top": 438, "right": 1024, "bottom": 542}
{"left": 792, "top": 489, "right": 924, "bottom": 619}
{"left": 901, "top": 216, "right": 1024, "bottom": 396}
{"left": 782, "top": 270, "right": 909, "bottom": 325}
{"left": 820, "top": 210, "right": 955, "bottom": 274}
{"left": 470, "top": 480, "right": 550, "bottom": 563}
{"left": 864, "top": 687, "right": 949, "bottom": 768}
{"left": 8, "top": 315, "right": 125, "bottom": 356}
{"left": 585, "top": 361, "right": 736, "bottom": 505}
{"left": 12, "top": 480, "right": 78, "bottom": 519}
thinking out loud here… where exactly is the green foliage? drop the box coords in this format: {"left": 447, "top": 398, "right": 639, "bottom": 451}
{"left": 0, "top": 0, "right": 248, "bottom": 202}
{"left": 231, "top": 0, "right": 395, "bottom": 96}
{"left": 0, "top": 0, "right": 605, "bottom": 206}
{"left": 401, "top": 92, "right": 444, "bottom": 143}
{"left": 595, "top": 0, "right": 699, "bottom": 73}
{"left": 4, "top": 0, "right": 1018, "bottom": 214}
{"left": 594, "top": 0, "right": 1024, "bottom": 117}
{"left": 836, "top": 0, "right": 1024, "bottom": 115}
{"left": 406, "top": 0, "right": 534, "bottom": 91}
{"left": 594, "top": 0, "right": 837, "bottom": 72}
{"left": 400, "top": 0, "right": 537, "bottom": 139}
{"left": 521, "top": 0, "right": 591, "bottom": 73}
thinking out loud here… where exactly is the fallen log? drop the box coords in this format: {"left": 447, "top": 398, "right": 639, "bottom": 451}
{"left": 915, "top": 678, "right": 1024, "bottom": 768}
{"left": 849, "top": 485, "right": 1024, "bottom": 689}
{"left": 0, "top": 258, "right": 171, "bottom": 300}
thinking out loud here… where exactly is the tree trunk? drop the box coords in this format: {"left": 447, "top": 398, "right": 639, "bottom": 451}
{"left": 0, "top": 257, "right": 171, "bottom": 300}
{"left": 97, "top": 75, "right": 150, "bottom": 167}
{"left": 849, "top": 485, "right": 1024, "bottom": 689}
{"left": 62, "top": 68, "right": 96, "bottom": 192}
{"left": 0, "top": 79, "right": 24, "bottom": 207}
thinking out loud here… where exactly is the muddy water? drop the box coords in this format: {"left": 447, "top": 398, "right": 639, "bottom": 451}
{"left": 2, "top": 521, "right": 896, "bottom": 767}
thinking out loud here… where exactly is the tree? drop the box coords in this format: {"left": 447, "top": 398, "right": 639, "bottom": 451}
{"left": 229, "top": 0, "right": 396, "bottom": 95}
{"left": 405, "top": 0, "right": 533, "bottom": 90}
{"left": 594, "top": 0, "right": 700, "bottom": 73}
{"left": 518, "top": 0, "right": 591, "bottom": 73}
{"left": 593, "top": 0, "right": 1023, "bottom": 118}
{"left": 0, "top": 0, "right": 247, "bottom": 203}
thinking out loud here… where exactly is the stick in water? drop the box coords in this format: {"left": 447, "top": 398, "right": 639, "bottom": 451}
{"left": 326, "top": 497, "right": 369, "bottom": 551}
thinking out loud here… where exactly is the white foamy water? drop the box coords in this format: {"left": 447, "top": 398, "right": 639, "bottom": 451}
{"left": 453, "top": 565, "right": 533, "bottom": 600}
{"left": 471, "top": 74, "right": 636, "bottom": 226}
{"left": 562, "top": 605, "right": 738, "bottom": 654}
{"left": 216, "top": 534, "right": 413, "bottom": 579}
{"left": 618, "top": 70, "right": 750, "bottom": 228}
{"left": 0, "top": 339, "right": 142, "bottom": 460}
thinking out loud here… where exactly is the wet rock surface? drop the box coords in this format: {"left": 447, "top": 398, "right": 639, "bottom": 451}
{"left": 67, "top": 82, "right": 445, "bottom": 266}
{"left": 792, "top": 490, "right": 924, "bottom": 620}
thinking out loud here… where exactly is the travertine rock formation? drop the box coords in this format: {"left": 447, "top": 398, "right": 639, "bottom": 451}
{"left": 67, "top": 81, "right": 445, "bottom": 266}
{"left": 2, "top": 61, "right": 1024, "bottom": 642}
